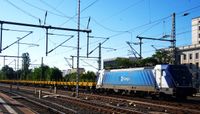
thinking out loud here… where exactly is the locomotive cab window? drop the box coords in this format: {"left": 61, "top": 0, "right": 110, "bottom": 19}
{"left": 161, "top": 69, "right": 165, "bottom": 76}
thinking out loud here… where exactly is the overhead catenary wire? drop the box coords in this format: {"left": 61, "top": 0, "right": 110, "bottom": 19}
{"left": 22, "top": 0, "right": 89, "bottom": 32}
{"left": 92, "top": 18, "right": 127, "bottom": 33}
{"left": 83, "top": 8, "right": 200, "bottom": 56}
{"left": 43, "top": 0, "right": 99, "bottom": 45}
{"left": 3, "top": 0, "right": 200, "bottom": 70}
{"left": 80, "top": 59, "right": 98, "bottom": 70}
{"left": 55, "top": 0, "right": 64, "bottom": 9}
{"left": 137, "top": 21, "right": 162, "bottom": 36}
{"left": 177, "top": 4, "right": 200, "bottom": 15}
{"left": 39, "top": 0, "right": 68, "bottom": 18}
{"left": 48, "top": 35, "right": 74, "bottom": 54}
{"left": 21, "top": 0, "right": 71, "bottom": 19}
{"left": 5, "top": 0, "right": 41, "bottom": 22}
{"left": 2, "top": 28, "right": 33, "bottom": 33}
{"left": 93, "top": 3, "right": 200, "bottom": 41}
{"left": 56, "top": 0, "right": 99, "bottom": 28}
{"left": 102, "top": 0, "right": 145, "bottom": 22}
{"left": 42, "top": 0, "right": 100, "bottom": 57}
{"left": 50, "top": 2, "right": 200, "bottom": 70}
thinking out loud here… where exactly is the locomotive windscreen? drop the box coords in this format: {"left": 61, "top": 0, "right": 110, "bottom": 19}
{"left": 167, "top": 65, "right": 192, "bottom": 87}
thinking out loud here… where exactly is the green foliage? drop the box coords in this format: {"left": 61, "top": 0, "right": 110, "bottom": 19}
{"left": 28, "top": 66, "right": 63, "bottom": 81}
{"left": 64, "top": 71, "right": 96, "bottom": 82}
{"left": 49, "top": 67, "right": 63, "bottom": 81}
{"left": 41, "top": 65, "right": 50, "bottom": 81}
{"left": 104, "top": 50, "right": 171, "bottom": 69}
{"left": 31, "top": 67, "right": 42, "bottom": 81}
{"left": 0, "top": 65, "right": 16, "bottom": 79}
{"left": 80, "top": 71, "right": 96, "bottom": 82}
{"left": 21, "top": 53, "right": 31, "bottom": 80}
{"left": 116, "top": 58, "right": 133, "bottom": 68}
{"left": 64, "top": 72, "right": 77, "bottom": 82}
{"left": 152, "top": 50, "right": 171, "bottom": 64}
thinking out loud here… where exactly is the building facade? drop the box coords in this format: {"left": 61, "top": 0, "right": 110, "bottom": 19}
{"left": 192, "top": 17, "right": 200, "bottom": 44}
{"left": 177, "top": 44, "right": 200, "bottom": 90}
{"left": 176, "top": 17, "right": 200, "bottom": 91}
{"left": 66, "top": 68, "right": 85, "bottom": 74}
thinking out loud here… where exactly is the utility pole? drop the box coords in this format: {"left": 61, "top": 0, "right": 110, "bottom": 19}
{"left": 136, "top": 13, "right": 176, "bottom": 64}
{"left": 0, "top": 20, "right": 91, "bottom": 56}
{"left": 76, "top": 0, "right": 81, "bottom": 98}
{"left": 171, "top": 13, "right": 176, "bottom": 65}
{"left": 126, "top": 41, "right": 141, "bottom": 59}
{"left": 98, "top": 43, "right": 101, "bottom": 71}
{"left": 72, "top": 56, "right": 74, "bottom": 69}
{"left": 0, "top": 23, "right": 2, "bottom": 53}
{"left": 17, "top": 38, "right": 19, "bottom": 89}
{"left": 86, "top": 17, "right": 90, "bottom": 58}
{"left": 14, "top": 59, "right": 16, "bottom": 71}
{"left": 139, "top": 38, "right": 142, "bottom": 59}
{"left": 3, "top": 56, "right": 5, "bottom": 66}
{"left": 0, "top": 55, "right": 22, "bottom": 70}
{"left": 46, "top": 28, "right": 48, "bottom": 56}
{"left": 136, "top": 36, "right": 175, "bottom": 62}
{"left": 41, "top": 57, "right": 44, "bottom": 81}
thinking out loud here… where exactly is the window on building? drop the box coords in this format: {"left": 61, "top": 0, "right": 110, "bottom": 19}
{"left": 183, "top": 54, "right": 186, "bottom": 60}
{"left": 189, "top": 63, "right": 193, "bottom": 69}
{"left": 199, "top": 33, "right": 200, "bottom": 38}
{"left": 196, "top": 62, "right": 199, "bottom": 69}
{"left": 196, "top": 53, "right": 199, "bottom": 59}
{"left": 199, "top": 26, "right": 200, "bottom": 30}
{"left": 189, "top": 54, "right": 192, "bottom": 59}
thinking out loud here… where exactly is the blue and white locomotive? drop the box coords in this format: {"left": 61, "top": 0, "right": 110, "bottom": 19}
{"left": 96, "top": 64, "right": 195, "bottom": 98}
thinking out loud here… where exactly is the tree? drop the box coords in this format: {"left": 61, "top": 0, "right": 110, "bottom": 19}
{"left": 81, "top": 71, "right": 96, "bottom": 82}
{"left": 30, "top": 65, "right": 50, "bottom": 81}
{"left": 152, "top": 50, "right": 171, "bottom": 64}
{"left": 64, "top": 72, "right": 77, "bottom": 82}
{"left": 142, "top": 57, "right": 158, "bottom": 66}
{"left": 1, "top": 65, "right": 16, "bottom": 79}
{"left": 21, "top": 53, "right": 31, "bottom": 80}
{"left": 31, "top": 67, "right": 41, "bottom": 80}
{"left": 64, "top": 71, "right": 96, "bottom": 82}
{"left": 49, "top": 67, "right": 63, "bottom": 81}
{"left": 116, "top": 58, "right": 133, "bottom": 68}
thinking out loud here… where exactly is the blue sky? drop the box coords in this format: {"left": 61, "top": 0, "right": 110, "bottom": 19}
{"left": 0, "top": 0, "right": 200, "bottom": 72}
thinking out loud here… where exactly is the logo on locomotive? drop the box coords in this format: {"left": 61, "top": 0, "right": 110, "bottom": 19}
{"left": 120, "top": 76, "right": 130, "bottom": 82}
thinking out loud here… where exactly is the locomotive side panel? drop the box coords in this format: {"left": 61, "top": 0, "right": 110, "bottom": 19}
{"left": 99, "top": 68, "right": 157, "bottom": 92}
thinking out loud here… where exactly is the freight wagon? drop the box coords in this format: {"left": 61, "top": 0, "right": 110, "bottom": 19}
{"left": 96, "top": 64, "right": 195, "bottom": 98}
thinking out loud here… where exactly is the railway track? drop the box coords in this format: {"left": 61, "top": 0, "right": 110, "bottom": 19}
{"left": 97, "top": 93, "right": 200, "bottom": 111}
{"left": 54, "top": 88, "right": 200, "bottom": 114}
{"left": 1, "top": 89, "right": 77, "bottom": 114}
{"left": 1, "top": 84, "right": 200, "bottom": 114}
{"left": 0, "top": 85, "right": 142, "bottom": 114}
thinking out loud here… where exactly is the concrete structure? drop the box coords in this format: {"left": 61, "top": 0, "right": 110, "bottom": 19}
{"left": 192, "top": 17, "right": 200, "bottom": 44}
{"left": 67, "top": 68, "right": 85, "bottom": 74}
{"left": 177, "top": 44, "right": 200, "bottom": 90}
{"left": 175, "top": 17, "right": 200, "bottom": 91}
